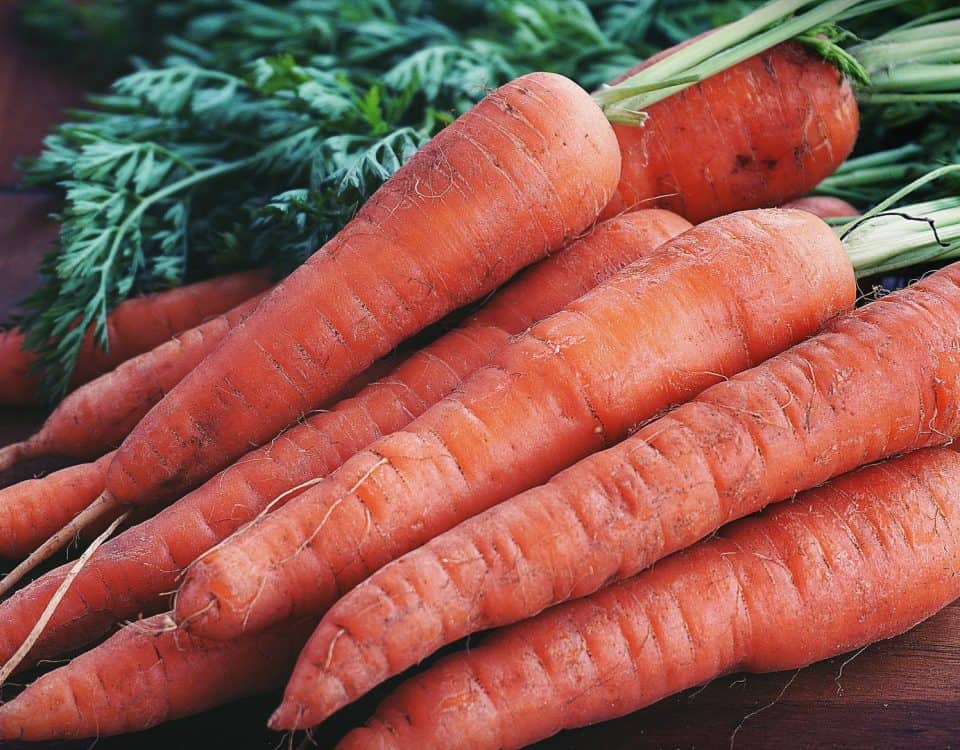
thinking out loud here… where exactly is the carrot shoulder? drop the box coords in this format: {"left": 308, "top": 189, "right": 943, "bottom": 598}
{"left": 334, "top": 447, "right": 960, "bottom": 750}
{"left": 0, "top": 269, "right": 271, "bottom": 406}
{"left": 174, "top": 208, "right": 855, "bottom": 642}
{"left": 282, "top": 258, "right": 960, "bottom": 728}
{"left": 604, "top": 40, "right": 859, "bottom": 223}
{"left": 103, "top": 72, "right": 622, "bottom": 507}
{"left": 0, "top": 209, "right": 688, "bottom": 670}
{"left": 781, "top": 195, "right": 859, "bottom": 218}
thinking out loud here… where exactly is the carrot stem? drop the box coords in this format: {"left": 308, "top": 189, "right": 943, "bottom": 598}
{"left": 594, "top": 0, "right": 869, "bottom": 123}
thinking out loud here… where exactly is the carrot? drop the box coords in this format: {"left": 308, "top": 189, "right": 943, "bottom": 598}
{"left": 0, "top": 453, "right": 115, "bottom": 561}
{"left": 0, "top": 269, "right": 271, "bottom": 406}
{"left": 0, "top": 613, "right": 315, "bottom": 741}
{"left": 781, "top": 195, "right": 859, "bottom": 218}
{"left": 280, "top": 256, "right": 960, "bottom": 727}
{"left": 92, "top": 72, "right": 619, "bottom": 517}
{"left": 602, "top": 41, "right": 858, "bottom": 223}
{"left": 331, "top": 446, "right": 960, "bottom": 750}
{"left": 0, "top": 209, "right": 690, "bottom": 671}
{"left": 0, "top": 293, "right": 267, "bottom": 473}
{"left": 174, "top": 208, "right": 855, "bottom": 641}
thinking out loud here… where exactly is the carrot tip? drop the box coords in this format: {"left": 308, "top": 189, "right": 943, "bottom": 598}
{"left": 267, "top": 702, "right": 302, "bottom": 731}
{"left": 0, "top": 442, "right": 26, "bottom": 474}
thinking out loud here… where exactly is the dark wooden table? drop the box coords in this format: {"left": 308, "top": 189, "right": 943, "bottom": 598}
{"left": 2, "top": 7, "right": 959, "bottom": 750}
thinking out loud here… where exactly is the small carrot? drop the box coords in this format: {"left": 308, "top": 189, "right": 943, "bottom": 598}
{"left": 0, "top": 293, "right": 266, "bottom": 473}
{"left": 0, "top": 454, "right": 115, "bottom": 561}
{"left": 0, "top": 269, "right": 271, "bottom": 406}
{"left": 281, "top": 255, "right": 960, "bottom": 727}
{"left": 781, "top": 195, "right": 859, "bottom": 218}
{"left": 332, "top": 446, "right": 960, "bottom": 750}
{"left": 0, "top": 209, "right": 689, "bottom": 668}
{"left": 0, "top": 613, "right": 314, "bottom": 741}
{"left": 174, "top": 208, "right": 855, "bottom": 641}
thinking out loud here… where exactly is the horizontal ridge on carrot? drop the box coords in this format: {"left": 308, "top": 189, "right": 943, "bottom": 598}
{"left": 282, "top": 215, "right": 960, "bottom": 727}
{"left": 0, "top": 614, "right": 315, "bottom": 741}
{"left": 333, "top": 447, "right": 960, "bottom": 750}
{"left": 0, "top": 209, "right": 689, "bottom": 670}
{"left": 174, "top": 207, "right": 856, "bottom": 641}
{"left": 0, "top": 269, "right": 270, "bottom": 406}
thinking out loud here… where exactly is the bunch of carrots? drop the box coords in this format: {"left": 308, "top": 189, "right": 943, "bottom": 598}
{"left": 4, "top": 1, "right": 960, "bottom": 746}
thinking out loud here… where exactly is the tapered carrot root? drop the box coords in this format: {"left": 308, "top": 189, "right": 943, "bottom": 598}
{"left": 0, "top": 453, "right": 113, "bottom": 560}
{"left": 781, "top": 195, "right": 859, "bottom": 218}
{"left": 0, "top": 614, "right": 314, "bottom": 741}
{"left": 175, "top": 208, "right": 855, "bottom": 642}
{"left": 604, "top": 41, "right": 859, "bottom": 223}
{"left": 104, "top": 72, "right": 622, "bottom": 509}
{"left": 333, "top": 447, "right": 960, "bottom": 750}
{"left": 0, "top": 269, "right": 271, "bottom": 406}
{"left": 0, "top": 210, "right": 689, "bottom": 672}
{"left": 0, "top": 293, "right": 267, "bottom": 472}
{"left": 285, "top": 259, "right": 960, "bottom": 728}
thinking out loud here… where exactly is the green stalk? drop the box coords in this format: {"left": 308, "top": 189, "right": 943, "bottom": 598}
{"left": 841, "top": 197, "right": 960, "bottom": 278}
{"left": 835, "top": 165, "right": 960, "bottom": 278}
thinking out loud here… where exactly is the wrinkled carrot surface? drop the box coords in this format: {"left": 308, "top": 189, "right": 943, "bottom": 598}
{"left": 333, "top": 447, "right": 960, "bottom": 749}
{"left": 175, "top": 208, "right": 854, "bottom": 642}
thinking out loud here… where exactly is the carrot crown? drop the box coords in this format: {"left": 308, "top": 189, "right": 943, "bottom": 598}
{"left": 837, "top": 165, "right": 960, "bottom": 277}
{"left": 593, "top": 0, "right": 959, "bottom": 125}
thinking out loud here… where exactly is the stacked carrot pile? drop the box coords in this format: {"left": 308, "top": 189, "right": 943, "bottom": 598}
{"left": 2, "top": 1, "right": 960, "bottom": 747}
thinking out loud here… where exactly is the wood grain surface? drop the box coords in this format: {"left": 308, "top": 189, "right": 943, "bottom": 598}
{"left": 0, "top": 5, "right": 958, "bottom": 750}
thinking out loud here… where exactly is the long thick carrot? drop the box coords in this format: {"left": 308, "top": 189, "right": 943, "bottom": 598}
{"left": 0, "top": 209, "right": 690, "bottom": 670}
{"left": 332, "top": 447, "right": 960, "bottom": 750}
{"left": 0, "top": 293, "right": 267, "bottom": 474}
{"left": 279, "top": 258, "right": 960, "bottom": 727}
{"left": 603, "top": 41, "right": 858, "bottom": 223}
{"left": 0, "top": 269, "right": 271, "bottom": 406}
{"left": 98, "top": 72, "right": 620, "bottom": 512}
{"left": 0, "top": 613, "right": 314, "bottom": 741}
{"left": 174, "top": 208, "right": 855, "bottom": 642}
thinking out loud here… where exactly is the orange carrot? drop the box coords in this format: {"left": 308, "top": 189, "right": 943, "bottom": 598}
{"left": 0, "top": 293, "right": 267, "bottom": 473}
{"left": 280, "top": 258, "right": 960, "bottom": 727}
{"left": 97, "top": 72, "right": 620, "bottom": 512}
{"left": 174, "top": 208, "right": 855, "bottom": 642}
{"left": 602, "top": 41, "right": 859, "bottom": 223}
{"left": 332, "top": 447, "right": 960, "bottom": 750}
{"left": 0, "top": 613, "right": 314, "bottom": 741}
{"left": 0, "top": 269, "right": 271, "bottom": 406}
{"left": 0, "top": 209, "right": 690, "bottom": 671}
{"left": 781, "top": 195, "right": 859, "bottom": 218}
{"left": 0, "top": 453, "right": 115, "bottom": 561}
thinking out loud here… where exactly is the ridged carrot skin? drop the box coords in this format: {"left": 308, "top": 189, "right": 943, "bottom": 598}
{"left": 0, "top": 269, "right": 271, "bottom": 406}
{"left": 0, "top": 613, "right": 315, "bottom": 741}
{"left": 604, "top": 41, "right": 859, "bottom": 224}
{"left": 334, "top": 447, "right": 960, "bottom": 750}
{"left": 174, "top": 208, "right": 855, "bottom": 642}
{"left": 0, "top": 210, "right": 689, "bottom": 671}
{"left": 104, "top": 72, "right": 622, "bottom": 507}
{"left": 0, "top": 293, "right": 266, "bottom": 474}
{"left": 282, "top": 260, "right": 960, "bottom": 728}
{"left": 781, "top": 195, "right": 859, "bottom": 218}
{"left": 0, "top": 453, "right": 114, "bottom": 560}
